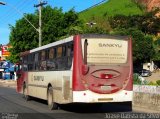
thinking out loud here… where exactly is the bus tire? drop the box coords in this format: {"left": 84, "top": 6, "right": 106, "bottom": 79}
{"left": 23, "top": 83, "right": 30, "bottom": 101}
{"left": 47, "top": 86, "right": 58, "bottom": 110}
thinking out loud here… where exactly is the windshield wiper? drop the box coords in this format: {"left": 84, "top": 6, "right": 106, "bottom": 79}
{"left": 84, "top": 39, "right": 88, "bottom": 65}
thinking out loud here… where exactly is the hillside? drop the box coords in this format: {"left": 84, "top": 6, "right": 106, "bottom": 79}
{"left": 136, "top": 0, "right": 160, "bottom": 11}
{"left": 137, "top": 0, "right": 160, "bottom": 17}
{"left": 79, "top": 0, "right": 144, "bottom": 21}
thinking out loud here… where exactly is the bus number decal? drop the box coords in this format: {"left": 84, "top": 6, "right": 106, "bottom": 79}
{"left": 34, "top": 76, "right": 44, "bottom": 81}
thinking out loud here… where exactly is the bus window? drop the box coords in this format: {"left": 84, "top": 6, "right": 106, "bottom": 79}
{"left": 81, "top": 38, "right": 128, "bottom": 65}
{"left": 67, "top": 43, "right": 73, "bottom": 69}
{"left": 40, "top": 50, "right": 46, "bottom": 70}
{"left": 63, "top": 45, "right": 67, "bottom": 56}
{"left": 21, "top": 56, "right": 28, "bottom": 71}
{"left": 49, "top": 48, "right": 57, "bottom": 59}
{"left": 56, "top": 46, "right": 68, "bottom": 70}
{"left": 41, "top": 50, "right": 46, "bottom": 61}
{"left": 57, "top": 46, "right": 62, "bottom": 58}
{"left": 49, "top": 48, "right": 54, "bottom": 59}
{"left": 28, "top": 53, "right": 34, "bottom": 71}
{"left": 46, "top": 49, "right": 49, "bottom": 60}
{"left": 47, "top": 48, "right": 57, "bottom": 70}
{"left": 35, "top": 53, "right": 39, "bottom": 70}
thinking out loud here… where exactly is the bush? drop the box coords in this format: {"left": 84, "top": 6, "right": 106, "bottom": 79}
{"left": 148, "top": 81, "right": 158, "bottom": 86}
{"left": 133, "top": 73, "right": 141, "bottom": 84}
{"left": 133, "top": 73, "right": 148, "bottom": 85}
{"left": 156, "top": 80, "right": 160, "bottom": 85}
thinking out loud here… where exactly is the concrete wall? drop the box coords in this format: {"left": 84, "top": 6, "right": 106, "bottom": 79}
{"left": 133, "top": 85, "right": 160, "bottom": 111}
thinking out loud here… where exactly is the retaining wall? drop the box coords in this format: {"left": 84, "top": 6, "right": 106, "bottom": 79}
{"left": 133, "top": 85, "right": 160, "bottom": 111}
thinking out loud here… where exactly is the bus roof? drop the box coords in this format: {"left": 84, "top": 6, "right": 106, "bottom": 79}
{"left": 20, "top": 36, "right": 73, "bottom": 56}
{"left": 30, "top": 36, "right": 73, "bottom": 53}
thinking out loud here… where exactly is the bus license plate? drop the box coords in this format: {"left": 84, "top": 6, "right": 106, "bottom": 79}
{"left": 101, "top": 86, "right": 111, "bottom": 90}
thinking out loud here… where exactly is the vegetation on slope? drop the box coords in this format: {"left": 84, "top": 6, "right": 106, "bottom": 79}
{"left": 79, "top": 0, "right": 144, "bottom": 21}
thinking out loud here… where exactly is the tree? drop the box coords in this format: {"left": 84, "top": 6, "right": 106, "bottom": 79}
{"left": 8, "top": 6, "right": 83, "bottom": 63}
{"left": 109, "top": 9, "right": 160, "bottom": 35}
{"left": 127, "top": 29, "right": 155, "bottom": 63}
{"left": 153, "top": 37, "right": 160, "bottom": 61}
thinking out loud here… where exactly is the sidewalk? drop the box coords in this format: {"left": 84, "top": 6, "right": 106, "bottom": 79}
{"left": 145, "top": 72, "right": 160, "bottom": 83}
{"left": 0, "top": 79, "right": 17, "bottom": 88}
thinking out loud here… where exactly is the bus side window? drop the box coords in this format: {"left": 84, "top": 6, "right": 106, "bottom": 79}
{"left": 46, "top": 49, "right": 49, "bottom": 60}
{"left": 47, "top": 47, "right": 57, "bottom": 70}
{"left": 63, "top": 45, "right": 67, "bottom": 56}
{"left": 56, "top": 46, "right": 63, "bottom": 70}
{"left": 41, "top": 50, "right": 46, "bottom": 61}
{"left": 67, "top": 43, "right": 73, "bottom": 69}
{"left": 28, "top": 54, "right": 31, "bottom": 71}
{"left": 22, "top": 56, "right": 28, "bottom": 71}
{"left": 49, "top": 48, "right": 54, "bottom": 59}
{"left": 40, "top": 50, "right": 47, "bottom": 70}
{"left": 57, "top": 46, "right": 62, "bottom": 58}
{"left": 35, "top": 52, "right": 39, "bottom": 70}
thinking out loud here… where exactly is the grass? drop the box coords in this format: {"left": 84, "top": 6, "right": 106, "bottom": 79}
{"left": 79, "top": 0, "right": 144, "bottom": 21}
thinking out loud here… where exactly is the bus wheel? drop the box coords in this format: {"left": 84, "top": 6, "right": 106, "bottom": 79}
{"left": 47, "top": 86, "right": 58, "bottom": 110}
{"left": 23, "top": 84, "right": 30, "bottom": 101}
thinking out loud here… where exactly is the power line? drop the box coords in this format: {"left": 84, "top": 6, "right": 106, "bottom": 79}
{"left": 0, "top": 0, "right": 31, "bottom": 24}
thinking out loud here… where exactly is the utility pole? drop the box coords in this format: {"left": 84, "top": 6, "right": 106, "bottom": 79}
{"left": 34, "top": 0, "right": 47, "bottom": 47}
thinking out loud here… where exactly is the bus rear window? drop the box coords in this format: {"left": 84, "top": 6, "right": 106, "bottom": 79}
{"left": 81, "top": 38, "right": 128, "bottom": 65}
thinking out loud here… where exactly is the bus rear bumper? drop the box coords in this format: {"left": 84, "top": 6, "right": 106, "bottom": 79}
{"left": 73, "top": 90, "right": 133, "bottom": 103}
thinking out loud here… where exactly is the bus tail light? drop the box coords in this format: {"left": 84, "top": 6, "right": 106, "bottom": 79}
{"left": 100, "top": 74, "right": 113, "bottom": 79}
{"left": 82, "top": 65, "right": 89, "bottom": 75}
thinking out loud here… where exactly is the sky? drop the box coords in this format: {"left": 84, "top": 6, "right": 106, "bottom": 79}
{"left": 0, "top": 0, "right": 105, "bottom": 45}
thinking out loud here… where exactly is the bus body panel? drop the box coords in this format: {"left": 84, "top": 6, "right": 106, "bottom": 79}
{"left": 17, "top": 71, "right": 28, "bottom": 93}
{"left": 25, "top": 70, "right": 73, "bottom": 103}
{"left": 73, "top": 90, "right": 132, "bottom": 103}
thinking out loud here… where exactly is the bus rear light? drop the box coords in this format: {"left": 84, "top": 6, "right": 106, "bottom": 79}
{"left": 100, "top": 74, "right": 113, "bottom": 79}
{"left": 82, "top": 65, "right": 89, "bottom": 75}
{"left": 110, "top": 84, "right": 116, "bottom": 87}
{"left": 111, "top": 88, "right": 119, "bottom": 93}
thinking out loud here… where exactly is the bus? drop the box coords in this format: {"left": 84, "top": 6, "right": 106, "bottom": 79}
{"left": 16, "top": 34, "right": 133, "bottom": 110}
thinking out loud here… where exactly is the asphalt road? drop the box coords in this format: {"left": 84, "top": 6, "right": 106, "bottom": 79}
{"left": 0, "top": 86, "right": 155, "bottom": 119}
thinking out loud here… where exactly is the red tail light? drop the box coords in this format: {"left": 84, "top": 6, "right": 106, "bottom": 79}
{"left": 100, "top": 74, "right": 113, "bottom": 79}
{"left": 110, "top": 84, "right": 116, "bottom": 86}
{"left": 82, "top": 64, "right": 89, "bottom": 75}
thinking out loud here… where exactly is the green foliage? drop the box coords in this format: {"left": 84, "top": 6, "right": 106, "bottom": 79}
{"left": 156, "top": 80, "right": 160, "bottom": 85}
{"left": 133, "top": 73, "right": 148, "bottom": 85}
{"left": 133, "top": 73, "right": 142, "bottom": 84}
{"left": 131, "top": 30, "right": 155, "bottom": 62}
{"left": 132, "top": 0, "right": 146, "bottom": 11}
{"left": 79, "top": 0, "right": 144, "bottom": 21}
{"left": 111, "top": 28, "right": 155, "bottom": 62}
{"left": 147, "top": 80, "right": 160, "bottom": 86}
{"left": 109, "top": 10, "right": 160, "bottom": 35}
{"left": 108, "top": 9, "right": 160, "bottom": 63}
{"left": 148, "top": 81, "right": 158, "bottom": 86}
{"left": 8, "top": 6, "right": 83, "bottom": 63}
{"left": 152, "top": 37, "right": 160, "bottom": 61}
